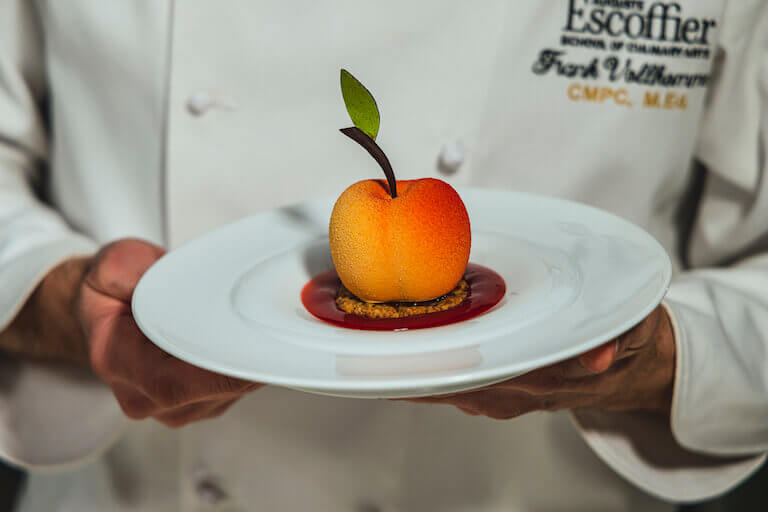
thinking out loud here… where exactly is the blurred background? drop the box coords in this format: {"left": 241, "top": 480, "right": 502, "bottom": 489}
{"left": 1, "top": 459, "right": 765, "bottom": 511}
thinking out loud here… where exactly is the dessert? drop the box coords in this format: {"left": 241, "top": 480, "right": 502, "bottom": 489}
{"left": 301, "top": 70, "right": 504, "bottom": 330}
{"left": 329, "top": 177, "right": 471, "bottom": 304}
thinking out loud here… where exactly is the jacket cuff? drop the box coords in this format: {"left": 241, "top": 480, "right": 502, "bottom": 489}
{"left": 571, "top": 301, "right": 765, "bottom": 502}
{"left": 663, "top": 290, "right": 768, "bottom": 454}
{"left": 572, "top": 408, "right": 764, "bottom": 503}
{"left": 0, "top": 236, "right": 126, "bottom": 469}
{"left": 0, "top": 235, "right": 97, "bottom": 330}
{"left": 0, "top": 359, "right": 126, "bottom": 470}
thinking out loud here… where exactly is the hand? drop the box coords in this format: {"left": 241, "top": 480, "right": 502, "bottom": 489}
{"left": 75, "top": 239, "right": 262, "bottom": 427}
{"left": 406, "top": 306, "right": 675, "bottom": 419}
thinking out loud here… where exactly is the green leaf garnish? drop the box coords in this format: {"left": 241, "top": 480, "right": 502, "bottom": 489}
{"left": 340, "top": 69, "right": 380, "bottom": 140}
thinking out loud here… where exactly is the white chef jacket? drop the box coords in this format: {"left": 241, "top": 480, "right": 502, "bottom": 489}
{"left": 1, "top": 0, "right": 767, "bottom": 510}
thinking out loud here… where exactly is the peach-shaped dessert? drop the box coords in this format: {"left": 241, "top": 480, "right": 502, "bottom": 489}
{"left": 329, "top": 178, "right": 470, "bottom": 303}
{"left": 328, "top": 70, "right": 472, "bottom": 304}
{"left": 301, "top": 69, "right": 503, "bottom": 330}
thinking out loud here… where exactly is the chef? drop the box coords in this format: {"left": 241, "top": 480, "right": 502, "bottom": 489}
{"left": 0, "top": 1, "right": 766, "bottom": 510}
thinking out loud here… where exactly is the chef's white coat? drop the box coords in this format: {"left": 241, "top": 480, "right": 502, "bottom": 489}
{"left": 1, "top": 1, "right": 767, "bottom": 510}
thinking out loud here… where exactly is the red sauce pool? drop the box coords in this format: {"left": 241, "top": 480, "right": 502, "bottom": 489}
{"left": 301, "top": 263, "right": 506, "bottom": 331}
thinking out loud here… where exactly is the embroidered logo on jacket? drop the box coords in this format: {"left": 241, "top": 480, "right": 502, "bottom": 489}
{"left": 532, "top": 1, "right": 718, "bottom": 110}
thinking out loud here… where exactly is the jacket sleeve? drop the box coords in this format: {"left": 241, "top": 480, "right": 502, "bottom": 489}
{"left": 0, "top": 0, "right": 125, "bottom": 470}
{"left": 574, "top": 0, "right": 768, "bottom": 502}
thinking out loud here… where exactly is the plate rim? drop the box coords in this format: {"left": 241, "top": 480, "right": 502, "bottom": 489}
{"left": 132, "top": 187, "right": 672, "bottom": 396}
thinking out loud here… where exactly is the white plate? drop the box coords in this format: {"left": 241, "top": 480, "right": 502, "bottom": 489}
{"left": 132, "top": 188, "right": 671, "bottom": 398}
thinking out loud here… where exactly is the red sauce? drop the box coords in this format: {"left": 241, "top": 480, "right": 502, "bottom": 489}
{"left": 301, "top": 263, "right": 506, "bottom": 331}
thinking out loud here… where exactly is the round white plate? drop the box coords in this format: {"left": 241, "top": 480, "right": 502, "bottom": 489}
{"left": 132, "top": 188, "right": 671, "bottom": 399}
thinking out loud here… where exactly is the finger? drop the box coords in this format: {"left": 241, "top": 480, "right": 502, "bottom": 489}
{"left": 111, "top": 382, "right": 158, "bottom": 419}
{"left": 406, "top": 389, "right": 541, "bottom": 419}
{"left": 495, "top": 359, "right": 595, "bottom": 394}
{"left": 614, "top": 307, "right": 661, "bottom": 359}
{"left": 406, "top": 388, "right": 577, "bottom": 418}
{"left": 147, "top": 358, "right": 261, "bottom": 407}
{"left": 203, "top": 398, "right": 241, "bottom": 419}
{"left": 395, "top": 388, "right": 476, "bottom": 402}
{"left": 84, "top": 239, "right": 166, "bottom": 303}
{"left": 444, "top": 389, "right": 541, "bottom": 420}
{"left": 89, "top": 313, "right": 169, "bottom": 385}
{"left": 78, "top": 239, "right": 166, "bottom": 337}
{"left": 396, "top": 387, "right": 497, "bottom": 404}
{"left": 396, "top": 396, "right": 454, "bottom": 404}
{"left": 403, "top": 395, "right": 478, "bottom": 407}
{"left": 78, "top": 284, "right": 132, "bottom": 339}
{"left": 577, "top": 307, "right": 663, "bottom": 374}
{"left": 155, "top": 402, "right": 211, "bottom": 428}
{"left": 154, "top": 397, "right": 239, "bottom": 428}
{"left": 577, "top": 340, "right": 618, "bottom": 374}
{"left": 92, "top": 315, "right": 260, "bottom": 407}
{"left": 496, "top": 311, "right": 664, "bottom": 390}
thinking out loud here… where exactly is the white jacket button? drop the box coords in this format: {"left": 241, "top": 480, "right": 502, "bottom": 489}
{"left": 186, "top": 91, "right": 213, "bottom": 116}
{"left": 437, "top": 140, "right": 465, "bottom": 175}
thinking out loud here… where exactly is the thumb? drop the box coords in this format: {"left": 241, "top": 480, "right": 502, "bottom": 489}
{"left": 84, "top": 238, "right": 166, "bottom": 303}
{"left": 578, "top": 340, "right": 617, "bottom": 374}
{"left": 577, "top": 307, "right": 664, "bottom": 374}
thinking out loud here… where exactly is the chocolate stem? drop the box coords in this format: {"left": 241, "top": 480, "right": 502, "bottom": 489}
{"left": 340, "top": 126, "right": 397, "bottom": 198}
